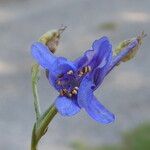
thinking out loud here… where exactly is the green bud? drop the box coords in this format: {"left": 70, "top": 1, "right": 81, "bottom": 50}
{"left": 114, "top": 31, "right": 146, "bottom": 63}
{"left": 38, "top": 25, "right": 67, "bottom": 53}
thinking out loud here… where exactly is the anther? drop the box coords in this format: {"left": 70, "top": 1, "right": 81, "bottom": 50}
{"left": 78, "top": 71, "right": 84, "bottom": 77}
{"left": 71, "top": 89, "right": 78, "bottom": 95}
{"left": 68, "top": 93, "right": 72, "bottom": 97}
{"left": 60, "top": 89, "right": 67, "bottom": 96}
{"left": 62, "top": 89, "right": 67, "bottom": 93}
{"left": 87, "top": 66, "right": 91, "bottom": 72}
{"left": 83, "top": 66, "right": 91, "bottom": 73}
{"left": 67, "top": 70, "right": 73, "bottom": 75}
{"left": 71, "top": 87, "right": 79, "bottom": 95}
{"left": 83, "top": 66, "right": 88, "bottom": 73}
{"left": 78, "top": 66, "right": 91, "bottom": 77}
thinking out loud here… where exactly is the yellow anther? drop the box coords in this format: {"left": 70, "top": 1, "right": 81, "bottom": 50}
{"left": 67, "top": 70, "right": 73, "bottom": 75}
{"left": 84, "top": 66, "right": 91, "bottom": 73}
{"left": 60, "top": 89, "right": 68, "bottom": 96}
{"left": 78, "top": 66, "right": 91, "bottom": 77}
{"left": 84, "top": 66, "right": 88, "bottom": 73}
{"left": 87, "top": 66, "right": 91, "bottom": 72}
{"left": 62, "top": 89, "right": 67, "bottom": 93}
{"left": 72, "top": 89, "right": 78, "bottom": 95}
{"left": 78, "top": 71, "right": 84, "bottom": 77}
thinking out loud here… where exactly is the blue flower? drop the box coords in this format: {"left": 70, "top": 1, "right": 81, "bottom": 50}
{"left": 31, "top": 36, "right": 138, "bottom": 124}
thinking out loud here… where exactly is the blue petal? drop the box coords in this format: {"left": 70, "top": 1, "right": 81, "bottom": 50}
{"left": 31, "top": 42, "right": 56, "bottom": 69}
{"left": 74, "top": 36, "right": 112, "bottom": 69}
{"left": 78, "top": 75, "right": 115, "bottom": 124}
{"left": 92, "top": 39, "right": 138, "bottom": 91}
{"left": 55, "top": 96, "right": 80, "bottom": 116}
{"left": 92, "top": 49, "right": 112, "bottom": 90}
{"left": 85, "top": 96, "right": 115, "bottom": 124}
{"left": 50, "top": 57, "right": 77, "bottom": 76}
{"left": 74, "top": 49, "right": 94, "bottom": 69}
{"left": 91, "top": 36, "right": 112, "bottom": 68}
{"left": 31, "top": 42, "right": 77, "bottom": 90}
{"left": 92, "top": 67, "right": 107, "bottom": 90}
{"left": 77, "top": 75, "right": 95, "bottom": 108}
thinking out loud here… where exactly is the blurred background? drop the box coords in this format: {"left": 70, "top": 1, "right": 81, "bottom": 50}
{"left": 0, "top": 0, "right": 150, "bottom": 149}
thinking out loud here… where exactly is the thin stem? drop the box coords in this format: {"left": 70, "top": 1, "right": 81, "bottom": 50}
{"left": 31, "top": 104, "right": 57, "bottom": 150}
{"left": 31, "top": 64, "right": 41, "bottom": 120}
{"left": 31, "top": 124, "right": 37, "bottom": 150}
{"left": 36, "top": 104, "right": 57, "bottom": 142}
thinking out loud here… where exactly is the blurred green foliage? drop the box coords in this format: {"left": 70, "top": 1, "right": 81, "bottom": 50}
{"left": 71, "top": 123, "right": 150, "bottom": 150}
{"left": 97, "top": 22, "right": 117, "bottom": 31}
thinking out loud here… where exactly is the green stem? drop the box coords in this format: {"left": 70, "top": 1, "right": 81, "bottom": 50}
{"left": 32, "top": 82, "right": 41, "bottom": 120}
{"left": 36, "top": 104, "right": 57, "bottom": 141}
{"left": 31, "top": 124, "right": 37, "bottom": 150}
{"left": 31, "top": 104, "right": 57, "bottom": 150}
{"left": 31, "top": 64, "right": 58, "bottom": 150}
{"left": 31, "top": 64, "right": 41, "bottom": 120}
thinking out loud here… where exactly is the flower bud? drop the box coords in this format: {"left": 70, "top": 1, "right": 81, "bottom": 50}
{"left": 114, "top": 31, "right": 146, "bottom": 62}
{"left": 38, "top": 25, "right": 67, "bottom": 53}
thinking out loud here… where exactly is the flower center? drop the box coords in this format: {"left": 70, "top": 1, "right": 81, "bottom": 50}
{"left": 56, "top": 66, "right": 91, "bottom": 98}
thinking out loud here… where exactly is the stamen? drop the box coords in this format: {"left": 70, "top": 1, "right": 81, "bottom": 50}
{"left": 67, "top": 70, "right": 73, "bottom": 75}
{"left": 78, "top": 71, "right": 84, "bottom": 77}
{"left": 62, "top": 89, "right": 67, "bottom": 93}
{"left": 83, "top": 66, "right": 91, "bottom": 73}
{"left": 78, "top": 66, "right": 91, "bottom": 77}
{"left": 71, "top": 87, "right": 79, "bottom": 95}
{"left": 84, "top": 66, "right": 88, "bottom": 73}
{"left": 71, "top": 89, "right": 78, "bottom": 95}
{"left": 60, "top": 89, "right": 67, "bottom": 96}
{"left": 68, "top": 93, "right": 72, "bottom": 97}
{"left": 87, "top": 66, "right": 91, "bottom": 72}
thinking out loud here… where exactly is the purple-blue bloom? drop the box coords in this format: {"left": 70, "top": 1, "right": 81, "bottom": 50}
{"left": 31, "top": 36, "right": 138, "bottom": 124}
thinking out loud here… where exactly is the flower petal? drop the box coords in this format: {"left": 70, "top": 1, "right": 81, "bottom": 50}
{"left": 74, "top": 36, "right": 112, "bottom": 69}
{"left": 74, "top": 49, "right": 94, "bottom": 69}
{"left": 92, "top": 39, "right": 138, "bottom": 91}
{"left": 91, "top": 36, "right": 112, "bottom": 68}
{"left": 50, "top": 57, "right": 77, "bottom": 76}
{"left": 55, "top": 96, "right": 80, "bottom": 116}
{"left": 77, "top": 75, "right": 115, "bottom": 124}
{"left": 77, "top": 75, "right": 95, "bottom": 108}
{"left": 92, "top": 49, "right": 112, "bottom": 90}
{"left": 85, "top": 96, "right": 115, "bottom": 124}
{"left": 31, "top": 42, "right": 56, "bottom": 69}
{"left": 31, "top": 42, "right": 77, "bottom": 90}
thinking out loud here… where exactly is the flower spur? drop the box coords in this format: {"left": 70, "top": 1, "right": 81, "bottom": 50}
{"left": 31, "top": 36, "right": 139, "bottom": 124}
